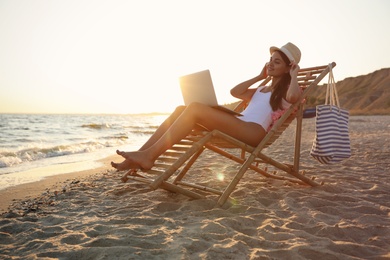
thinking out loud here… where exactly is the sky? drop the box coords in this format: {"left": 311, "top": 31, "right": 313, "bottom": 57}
{"left": 0, "top": 0, "right": 389, "bottom": 114}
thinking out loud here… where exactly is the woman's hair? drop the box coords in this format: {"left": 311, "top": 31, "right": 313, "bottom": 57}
{"left": 269, "top": 50, "right": 291, "bottom": 111}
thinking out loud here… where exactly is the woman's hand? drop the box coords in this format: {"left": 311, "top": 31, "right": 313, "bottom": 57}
{"left": 230, "top": 63, "right": 268, "bottom": 101}
{"left": 289, "top": 62, "right": 300, "bottom": 77}
{"left": 286, "top": 62, "right": 301, "bottom": 104}
{"left": 259, "top": 62, "right": 268, "bottom": 78}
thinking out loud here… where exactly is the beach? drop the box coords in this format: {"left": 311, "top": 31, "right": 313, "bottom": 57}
{"left": 0, "top": 115, "right": 389, "bottom": 259}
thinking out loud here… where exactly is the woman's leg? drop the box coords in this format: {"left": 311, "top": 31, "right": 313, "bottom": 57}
{"left": 111, "top": 106, "right": 186, "bottom": 171}
{"left": 138, "top": 106, "right": 186, "bottom": 151}
{"left": 116, "top": 102, "right": 266, "bottom": 171}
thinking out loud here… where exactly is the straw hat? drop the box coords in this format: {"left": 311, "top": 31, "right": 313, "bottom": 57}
{"left": 270, "top": 42, "right": 301, "bottom": 64}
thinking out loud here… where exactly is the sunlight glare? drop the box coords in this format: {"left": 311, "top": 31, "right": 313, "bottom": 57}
{"left": 217, "top": 173, "right": 225, "bottom": 182}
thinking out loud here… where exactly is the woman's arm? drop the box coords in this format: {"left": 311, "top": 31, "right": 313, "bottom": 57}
{"left": 230, "top": 63, "right": 268, "bottom": 102}
{"left": 285, "top": 63, "right": 301, "bottom": 104}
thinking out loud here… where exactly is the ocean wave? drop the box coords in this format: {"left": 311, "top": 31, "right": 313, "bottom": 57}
{"left": 15, "top": 127, "right": 30, "bottom": 130}
{"left": 81, "top": 123, "right": 111, "bottom": 130}
{"left": 0, "top": 156, "right": 22, "bottom": 168}
{"left": 131, "top": 130, "right": 156, "bottom": 135}
{"left": 0, "top": 139, "right": 126, "bottom": 168}
{"left": 103, "top": 135, "right": 129, "bottom": 140}
{"left": 15, "top": 138, "right": 34, "bottom": 143}
{"left": 130, "top": 125, "right": 159, "bottom": 130}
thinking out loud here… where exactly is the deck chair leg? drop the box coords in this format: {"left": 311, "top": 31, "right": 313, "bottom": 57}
{"left": 173, "top": 147, "right": 206, "bottom": 184}
{"left": 293, "top": 104, "right": 304, "bottom": 173}
{"left": 217, "top": 153, "right": 257, "bottom": 206}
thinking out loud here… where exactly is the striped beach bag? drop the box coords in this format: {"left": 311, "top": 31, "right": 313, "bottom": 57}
{"left": 310, "top": 64, "right": 351, "bottom": 164}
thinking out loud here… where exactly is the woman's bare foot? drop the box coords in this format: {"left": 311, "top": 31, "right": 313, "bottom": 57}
{"left": 115, "top": 150, "right": 154, "bottom": 170}
{"left": 111, "top": 159, "right": 138, "bottom": 171}
{"left": 116, "top": 150, "right": 132, "bottom": 159}
{"left": 129, "top": 151, "right": 154, "bottom": 170}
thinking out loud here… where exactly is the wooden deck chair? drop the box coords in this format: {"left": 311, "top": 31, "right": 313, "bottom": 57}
{"left": 121, "top": 62, "right": 336, "bottom": 206}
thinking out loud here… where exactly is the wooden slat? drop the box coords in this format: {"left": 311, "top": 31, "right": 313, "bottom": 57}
{"left": 169, "top": 146, "right": 191, "bottom": 152}
{"left": 156, "top": 156, "right": 177, "bottom": 163}
{"left": 162, "top": 151, "right": 185, "bottom": 157}
{"left": 144, "top": 169, "right": 165, "bottom": 175}
{"left": 177, "top": 140, "right": 194, "bottom": 145}
{"left": 184, "top": 137, "right": 203, "bottom": 143}
{"left": 153, "top": 162, "right": 172, "bottom": 169}
{"left": 298, "top": 65, "right": 328, "bottom": 73}
{"left": 299, "top": 81, "right": 314, "bottom": 86}
{"left": 298, "top": 75, "right": 316, "bottom": 81}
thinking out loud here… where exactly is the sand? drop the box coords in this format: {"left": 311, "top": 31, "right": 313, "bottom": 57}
{"left": 0, "top": 116, "right": 389, "bottom": 259}
{"left": 0, "top": 156, "right": 117, "bottom": 214}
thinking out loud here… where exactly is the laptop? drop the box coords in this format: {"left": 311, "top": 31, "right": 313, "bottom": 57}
{"left": 179, "top": 70, "right": 242, "bottom": 116}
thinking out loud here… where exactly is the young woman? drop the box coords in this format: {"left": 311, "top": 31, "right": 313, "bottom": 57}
{"left": 112, "top": 42, "right": 301, "bottom": 171}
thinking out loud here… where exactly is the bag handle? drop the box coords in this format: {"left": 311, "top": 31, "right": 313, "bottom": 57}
{"left": 325, "top": 63, "right": 340, "bottom": 107}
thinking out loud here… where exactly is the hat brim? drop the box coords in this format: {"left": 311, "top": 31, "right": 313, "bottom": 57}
{"left": 269, "top": 46, "right": 280, "bottom": 54}
{"left": 269, "top": 46, "right": 295, "bottom": 63}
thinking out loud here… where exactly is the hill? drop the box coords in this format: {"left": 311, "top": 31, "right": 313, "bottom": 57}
{"left": 225, "top": 68, "right": 390, "bottom": 115}
{"left": 305, "top": 68, "right": 390, "bottom": 115}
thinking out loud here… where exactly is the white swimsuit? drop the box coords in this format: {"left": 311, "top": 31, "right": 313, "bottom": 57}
{"left": 238, "top": 86, "right": 291, "bottom": 130}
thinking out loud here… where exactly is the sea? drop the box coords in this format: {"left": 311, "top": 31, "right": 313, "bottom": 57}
{"left": 0, "top": 113, "right": 168, "bottom": 190}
